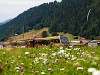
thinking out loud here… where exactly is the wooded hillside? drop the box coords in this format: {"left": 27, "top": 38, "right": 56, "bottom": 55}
{"left": 0, "top": 0, "right": 100, "bottom": 41}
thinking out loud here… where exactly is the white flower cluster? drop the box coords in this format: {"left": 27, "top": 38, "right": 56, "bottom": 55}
{"left": 34, "top": 53, "right": 48, "bottom": 64}
{"left": 88, "top": 68, "right": 100, "bottom": 75}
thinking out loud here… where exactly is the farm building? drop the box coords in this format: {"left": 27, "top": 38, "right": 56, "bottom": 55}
{"left": 88, "top": 40, "right": 100, "bottom": 47}
{"left": 70, "top": 40, "right": 89, "bottom": 47}
{"left": 10, "top": 40, "right": 27, "bottom": 48}
{"left": 26, "top": 35, "right": 69, "bottom": 48}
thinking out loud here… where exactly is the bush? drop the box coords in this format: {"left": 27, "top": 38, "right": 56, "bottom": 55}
{"left": 42, "top": 31, "right": 48, "bottom": 38}
{"left": 51, "top": 32, "right": 59, "bottom": 36}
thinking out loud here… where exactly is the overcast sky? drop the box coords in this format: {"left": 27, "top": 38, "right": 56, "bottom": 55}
{"left": 0, "top": 0, "right": 62, "bottom": 22}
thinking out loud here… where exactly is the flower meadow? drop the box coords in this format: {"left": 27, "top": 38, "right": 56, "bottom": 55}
{"left": 0, "top": 46, "right": 100, "bottom": 75}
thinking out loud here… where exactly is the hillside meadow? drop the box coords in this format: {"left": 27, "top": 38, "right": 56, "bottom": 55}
{"left": 0, "top": 46, "right": 100, "bottom": 75}
{"left": 8, "top": 28, "right": 80, "bottom": 42}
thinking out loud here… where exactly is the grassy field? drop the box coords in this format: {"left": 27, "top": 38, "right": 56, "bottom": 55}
{"left": 10, "top": 28, "right": 49, "bottom": 41}
{"left": 0, "top": 46, "right": 100, "bottom": 75}
{"left": 8, "top": 28, "right": 80, "bottom": 41}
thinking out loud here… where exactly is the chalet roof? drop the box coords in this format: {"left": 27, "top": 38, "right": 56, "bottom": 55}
{"left": 70, "top": 40, "right": 89, "bottom": 46}
{"left": 90, "top": 40, "right": 100, "bottom": 43}
{"left": 10, "top": 41, "right": 26, "bottom": 44}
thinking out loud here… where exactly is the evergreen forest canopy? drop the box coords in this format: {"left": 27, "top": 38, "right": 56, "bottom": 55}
{"left": 0, "top": 0, "right": 100, "bottom": 41}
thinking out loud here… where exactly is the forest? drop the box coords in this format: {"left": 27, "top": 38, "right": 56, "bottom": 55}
{"left": 0, "top": 0, "right": 100, "bottom": 41}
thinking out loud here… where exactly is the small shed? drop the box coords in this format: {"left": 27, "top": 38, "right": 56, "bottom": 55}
{"left": 73, "top": 36, "right": 78, "bottom": 39}
{"left": 0, "top": 42, "right": 4, "bottom": 49}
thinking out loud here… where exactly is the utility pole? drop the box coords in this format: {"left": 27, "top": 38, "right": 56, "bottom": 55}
{"left": 22, "top": 25, "right": 24, "bottom": 40}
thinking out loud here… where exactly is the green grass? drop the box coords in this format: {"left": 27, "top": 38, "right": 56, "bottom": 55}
{"left": 0, "top": 46, "right": 100, "bottom": 75}
{"left": 8, "top": 27, "right": 78, "bottom": 42}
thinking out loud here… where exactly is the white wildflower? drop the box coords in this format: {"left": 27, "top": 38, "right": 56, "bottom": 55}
{"left": 41, "top": 72, "right": 45, "bottom": 74}
{"left": 71, "top": 55, "right": 74, "bottom": 58}
{"left": 58, "top": 50, "right": 66, "bottom": 55}
{"left": 88, "top": 68, "right": 96, "bottom": 73}
{"left": 55, "top": 59, "right": 58, "bottom": 62}
{"left": 73, "top": 62, "right": 80, "bottom": 66}
{"left": 35, "top": 70, "right": 39, "bottom": 74}
{"left": 71, "top": 57, "right": 77, "bottom": 61}
{"left": 15, "top": 66, "right": 20, "bottom": 70}
{"left": 41, "top": 53, "right": 47, "bottom": 58}
{"left": 11, "top": 60, "right": 15, "bottom": 64}
{"left": 74, "top": 48, "right": 80, "bottom": 51}
{"left": 39, "top": 57, "right": 43, "bottom": 60}
{"left": 77, "top": 52, "right": 81, "bottom": 55}
{"left": 69, "top": 45, "right": 73, "bottom": 48}
{"left": 65, "top": 54, "right": 69, "bottom": 58}
{"left": 67, "top": 58, "right": 70, "bottom": 60}
{"left": 25, "top": 52, "right": 30, "bottom": 55}
{"left": 48, "top": 68, "right": 52, "bottom": 71}
{"left": 77, "top": 67, "right": 83, "bottom": 70}
{"left": 86, "top": 54, "right": 90, "bottom": 56}
{"left": 43, "top": 58, "right": 48, "bottom": 64}
{"left": 2, "top": 52, "right": 5, "bottom": 55}
{"left": 94, "top": 57, "right": 99, "bottom": 60}
{"left": 82, "top": 52, "right": 85, "bottom": 55}
{"left": 67, "top": 49, "right": 71, "bottom": 51}
{"left": 34, "top": 57, "right": 39, "bottom": 64}
{"left": 12, "top": 55, "right": 14, "bottom": 58}
{"left": 52, "top": 52, "right": 57, "bottom": 57}
{"left": 21, "top": 63, "right": 24, "bottom": 65}
{"left": 92, "top": 70, "right": 100, "bottom": 75}
{"left": 60, "top": 46, "right": 63, "bottom": 50}
{"left": 77, "top": 58, "right": 86, "bottom": 61}
{"left": 91, "top": 52, "right": 95, "bottom": 54}
{"left": 18, "top": 55, "right": 21, "bottom": 58}
{"left": 16, "top": 70, "right": 19, "bottom": 72}
{"left": 60, "top": 55, "right": 63, "bottom": 57}
{"left": 60, "top": 68, "right": 65, "bottom": 71}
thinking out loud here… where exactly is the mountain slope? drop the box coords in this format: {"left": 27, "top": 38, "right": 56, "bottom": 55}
{"left": 0, "top": 1, "right": 59, "bottom": 41}
{"left": 0, "top": 18, "right": 12, "bottom": 26}
{"left": 0, "top": 23, "right": 2, "bottom": 25}
{"left": 0, "top": 0, "right": 100, "bottom": 41}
